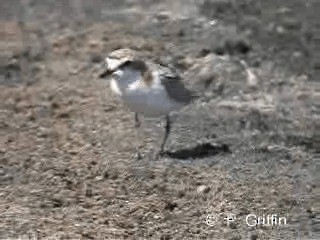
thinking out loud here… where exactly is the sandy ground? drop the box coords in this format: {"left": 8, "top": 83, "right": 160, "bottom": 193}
{"left": 0, "top": 0, "right": 318, "bottom": 239}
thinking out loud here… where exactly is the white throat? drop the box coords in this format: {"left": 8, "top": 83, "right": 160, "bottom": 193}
{"left": 110, "top": 68, "right": 141, "bottom": 96}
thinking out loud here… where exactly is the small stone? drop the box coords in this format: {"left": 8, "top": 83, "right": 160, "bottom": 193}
{"left": 155, "top": 11, "right": 171, "bottom": 22}
{"left": 209, "top": 19, "right": 218, "bottom": 26}
{"left": 95, "top": 176, "right": 104, "bottom": 181}
{"left": 292, "top": 51, "right": 302, "bottom": 58}
{"left": 85, "top": 183, "right": 93, "bottom": 197}
{"left": 197, "top": 185, "right": 210, "bottom": 194}
{"left": 276, "top": 26, "right": 285, "bottom": 34}
{"left": 89, "top": 40, "right": 100, "bottom": 48}
{"left": 246, "top": 68, "right": 258, "bottom": 89}
{"left": 37, "top": 127, "right": 50, "bottom": 138}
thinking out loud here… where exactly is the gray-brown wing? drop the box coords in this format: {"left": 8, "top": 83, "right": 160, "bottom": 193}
{"left": 159, "top": 66, "right": 197, "bottom": 104}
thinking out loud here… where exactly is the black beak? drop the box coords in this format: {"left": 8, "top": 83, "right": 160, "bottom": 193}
{"left": 99, "top": 69, "right": 113, "bottom": 79}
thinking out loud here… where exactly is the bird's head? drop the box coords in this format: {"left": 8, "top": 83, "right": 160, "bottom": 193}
{"left": 99, "top": 48, "right": 138, "bottom": 79}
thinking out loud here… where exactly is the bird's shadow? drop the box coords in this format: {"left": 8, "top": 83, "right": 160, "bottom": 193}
{"left": 161, "top": 142, "right": 230, "bottom": 160}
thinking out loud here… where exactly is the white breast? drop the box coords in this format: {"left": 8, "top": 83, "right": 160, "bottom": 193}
{"left": 124, "top": 80, "right": 184, "bottom": 117}
{"left": 109, "top": 68, "right": 184, "bottom": 117}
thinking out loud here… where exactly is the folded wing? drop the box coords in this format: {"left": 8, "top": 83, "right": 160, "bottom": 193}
{"left": 158, "top": 65, "right": 198, "bottom": 104}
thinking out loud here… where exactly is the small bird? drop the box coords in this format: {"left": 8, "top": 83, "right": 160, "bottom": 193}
{"left": 99, "top": 48, "right": 197, "bottom": 158}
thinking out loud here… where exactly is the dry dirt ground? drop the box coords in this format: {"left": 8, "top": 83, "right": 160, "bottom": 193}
{"left": 0, "top": 0, "right": 318, "bottom": 239}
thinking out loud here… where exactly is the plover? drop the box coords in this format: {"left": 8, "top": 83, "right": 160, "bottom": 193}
{"left": 99, "top": 48, "right": 197, "bottom": 158}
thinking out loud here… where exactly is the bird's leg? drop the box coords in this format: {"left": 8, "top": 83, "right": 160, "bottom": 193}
{"left": 159, "top": 115, "right": 171, "bottom": 156}
{"left": 133, "top": 113, "right": 142, "bottom": 160}
{"left": 134, "top": 112, "right": 141, "bottom": 128}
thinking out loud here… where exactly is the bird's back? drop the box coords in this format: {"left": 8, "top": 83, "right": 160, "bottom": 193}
{"left": 156, "top": 64, "right": 198, "bottom": 105}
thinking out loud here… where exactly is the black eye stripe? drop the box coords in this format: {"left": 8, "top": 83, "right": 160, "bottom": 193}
{"left": 119, "top": 60, "right": 132, "bottom": 68}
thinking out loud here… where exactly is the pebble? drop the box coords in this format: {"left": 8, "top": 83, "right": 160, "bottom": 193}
{"left": 197, "top": 185, "right": 210, "bottom": 194}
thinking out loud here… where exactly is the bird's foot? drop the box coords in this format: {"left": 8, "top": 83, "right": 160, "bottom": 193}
{"left": 134, "top": 113, "right": 141, "bottom": 128}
